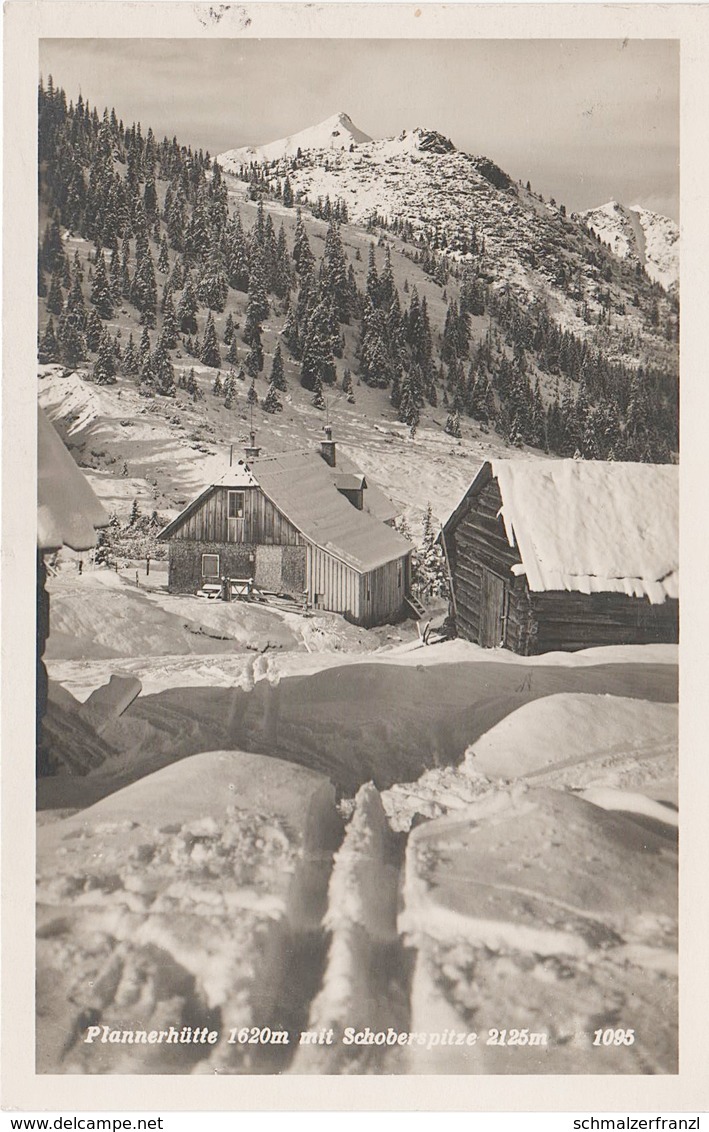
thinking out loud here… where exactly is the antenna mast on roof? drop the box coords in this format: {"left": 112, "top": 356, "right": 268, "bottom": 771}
{"left": 244, "top": 398, "right": 261, "bottom": 459}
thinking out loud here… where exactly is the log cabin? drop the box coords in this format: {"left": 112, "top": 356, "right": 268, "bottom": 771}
{"left": 441, "top": 459, "right": 678, "bottom": 654}
{"left": 158, "top": 432, "right": 413, "bottom": 628}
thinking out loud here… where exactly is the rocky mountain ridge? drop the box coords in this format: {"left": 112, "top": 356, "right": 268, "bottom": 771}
{"left": 581, "top": 200, "right": 679, "bottom": 294}
{"left": 218, "top": 114, "right": 679, "bottom": 368}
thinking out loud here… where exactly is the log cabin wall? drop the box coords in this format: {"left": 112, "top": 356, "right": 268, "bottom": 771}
{"left": 529, "top": 590, "right": 679, "bottom": 653}
{"left": 448, "top": 478, "right": 535, "bottom": 652}
{"left": 449, "top": 474, "right": 679, "bottom": 655}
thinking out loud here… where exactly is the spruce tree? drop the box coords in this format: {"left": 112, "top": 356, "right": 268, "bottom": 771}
{"left": 120, "top": 232, "right": 132, "bottom": 298}
{"left": 366, "top": 245, "right": 379, "bottom": 307}
{"left": 292, "top": 209, "right": 314, "bottom": 276}
{"left": 161, "top": 290, "right": 179, "bottom": 348}
{"left": 168, "top": 258, "right": 184, "bottom": 293}
{"left": 245, "top": 340, "right": 264, "bottom": 377}
{"left": 122, "top": 332, "right": 139, "bottom": 376}
{"left": 300, "top": 298, "right": 336, "bottom": 390}
{"left": 262, "top": 381, "right": 283, "bottom": 413}
{"left": 185, "top": 367, "right": 202, "bottom": 400}
{"left": 226, "top": 336, "right": 239, "bottom": 365}
{"left": 157, "top": 234, "right": 170, "bottom": 274}
{"left": 222, "top": 370, "right": 236, "bottom": 408}
{"left": 131, "top": 246, "right": 158, "bottom": 327}
{"left": 247, "top": 378, "right": 258, "bottom": 405}
{"left": 444, "top": 408, "right": 462, "bottom": 438}
{"left": 177, "top": 275, "right": 199, "bottom": 335}
{"left": 321, "top": 220, "right": 351, "bottom": 323}
{"left": 274, "top": 224, "right": 292, "bottom": 298}
{"left": 200, "top": 310, "right": 221, "bottom": 368}
{"left": 247, "top": 256, "right": 270, "bottom": 322}
{"left": 270, "top": 342, "right": 287, "bottom": 391}
{"left": 139, "top": 353, "right": 155, "bottom": 397}
{"left": 212, "top": 371, "right": 223, "bottom": 397}
{"left": 223, "top": 311, "right": 235, "bottom": 344}
{"left": 46, "top": 270, "right": 64, "bottom": 315}
{"left": 225, "top": 212, "right": 250, "bottom": 292}
{"left": 84, "top": 308, "right": 103, "bottom": 352}
{"left": 109, "top": 247, "right": 121, "bottom": 299}
{"left": 93, "top": 330, "right": 118, "bottom": 385}
{"left": 139, "top": 327, "right": 152, "bottom": 365}
{"left": 57, "top": 314, "right": 87, "bottom": 369}
{"left": 312, "top": 374, "right": 326, "bottom": 411}
{"left": 152, "top": 341, "right": 176, "bottom": 396}
{"left": 91, "top": 251, "right": 114, "bottom": 319}
{"left": 198, "top": 238, "right": 228, "bottom": 312}
{"left": 398, "top": 364, "right": 423, "bottom": 436}
{"left": 38, "top": 318, "right": 59, "bottom": 363}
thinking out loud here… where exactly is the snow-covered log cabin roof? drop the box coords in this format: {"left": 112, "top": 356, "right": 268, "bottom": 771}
{"left": 444, "top": 459, "right": 678, "bottom": 604}
{"left": 37, "top": 407, "right": 109, "bottom": 552}
{"left": 160, "top": 449, "right": 410, "bottom": 574}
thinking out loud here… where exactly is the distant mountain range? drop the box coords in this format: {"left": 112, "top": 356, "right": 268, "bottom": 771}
{"left": 580, "top": 201, "right": 679, "bottom": 294}
{"left": 221, "top": 120, "right": 678, "bottom": 301}
{"left": 218, "top": 112, "right": 679, "bottom": 369}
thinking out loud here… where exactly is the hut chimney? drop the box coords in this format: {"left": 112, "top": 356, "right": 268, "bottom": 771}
{"left": 244, "top": 430, "right": 261, "bottom": 459}
{"left": 320, "top": 425, "right": 336, "bottom": 468}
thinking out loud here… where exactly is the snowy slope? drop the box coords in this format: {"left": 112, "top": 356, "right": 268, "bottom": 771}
{"left": 218, "top": 111, "right": 372, "bottom": 164}
{"left": 582, "top": 200, "right": 679, "bottom": 293}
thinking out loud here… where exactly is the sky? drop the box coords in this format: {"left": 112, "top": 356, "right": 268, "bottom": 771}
{"left": 39, "top": 38, "right": 679, "bottom": 220}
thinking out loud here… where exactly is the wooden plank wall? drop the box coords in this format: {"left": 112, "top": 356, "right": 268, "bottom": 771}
{"left": 359, "top": 554, "right": 410, "bottom": 627}
{"left": 172, "top": 487, "right": 303, "bottom": 546}
{"left": 308, "top": 546, "right": 360, "bottom": 620}
{"left": 530, "top": 590, "right": 679, "bottom": 653}
{"left": 450, "top": 480, "right": 534, "bottom": 652}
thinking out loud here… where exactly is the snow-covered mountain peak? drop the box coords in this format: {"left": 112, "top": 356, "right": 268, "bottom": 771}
{"left": 581, "top": 200, "right": 679, "bottom": 293}
{"left": 217, "top": 112, "right": 373, "bottom": 165}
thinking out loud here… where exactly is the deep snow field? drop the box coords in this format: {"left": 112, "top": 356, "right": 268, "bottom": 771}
{"left": 37, "top": 565, "right": 678, "bottom": 1075}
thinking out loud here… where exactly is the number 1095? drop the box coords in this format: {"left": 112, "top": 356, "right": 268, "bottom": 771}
{"left": 593, "top": 1028, "right": 635, "bottom": 1046}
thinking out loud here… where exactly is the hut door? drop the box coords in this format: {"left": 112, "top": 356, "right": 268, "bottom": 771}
{"left": 480, "top": 569, "right": 507, "bottom": 648}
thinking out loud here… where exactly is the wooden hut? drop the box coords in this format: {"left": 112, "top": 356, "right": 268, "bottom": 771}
{"left": 442, "top": 459, "right": 678, "bottom": 654}
{"left": 159, "top": 436, "right": 412, "bottom": 628}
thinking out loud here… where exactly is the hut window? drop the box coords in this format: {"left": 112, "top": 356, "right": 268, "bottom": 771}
{"left": 397, "top": 563, "right": 402, "bottom": 588}
{"left": 228, "top": 491, "right": 245, "bottom": 519}
{"left": 202, "top": 553, "right": 220, "bottom": 578}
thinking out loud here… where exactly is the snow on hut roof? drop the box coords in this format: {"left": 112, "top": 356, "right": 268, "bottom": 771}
{"left": 334, "top": 472, "right": 367, "bottom": 492}
{"left": 249, "top": 450, "right": 411, "bottom": 572}
{"left": 330, "top": 450, "right": 399, "bottom": 523}
{"left": 37, "top": 407, "right": 109, "bottom": 552}
{"left": 447, "top": 459, "right": 678, "bottom": 604}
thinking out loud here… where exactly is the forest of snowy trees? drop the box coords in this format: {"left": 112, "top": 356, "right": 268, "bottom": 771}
{"left": 37, "top": 78, "right": 678, "bottom": 462}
